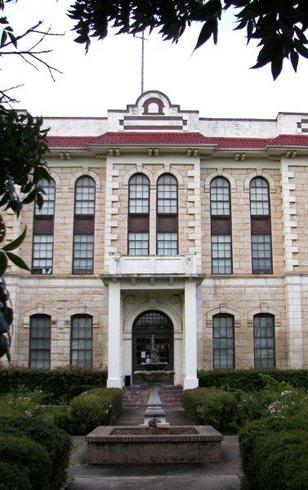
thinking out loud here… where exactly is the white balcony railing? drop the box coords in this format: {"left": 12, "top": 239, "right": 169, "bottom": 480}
{"left": 108, "top": 252, "right": 197, "bottom": 275}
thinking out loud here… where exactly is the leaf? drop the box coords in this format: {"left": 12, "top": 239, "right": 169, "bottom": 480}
{"left": 271, "top": 55, "right": 283, "bottom": 80}
{"left": 0, "top": 217, "right": 6, "bottom": 243}
{"left": 6, "top": 251, "right": 30, "bottom": 272}
{"left": 290, "top": 51, "right": 299, "bottom": 72}
{"left": 194, "top": 18, "right": 218, "bottom": 51}
{"left": 2, "top": 226, "right": 27, "bottom": 252}
{"left": 0, "top": 250, "right": 8, "bottom": 276}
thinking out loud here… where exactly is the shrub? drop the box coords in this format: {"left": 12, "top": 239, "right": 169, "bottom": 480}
{"left": 0, "top": 461, "right": 32, "bottom": 490}
{"left": 198, "top": 369, "right": 308, "bottom": 391}
{"left": 0, "top": 434, "right": 51, "bottom": 490}
{"left": 0, "top": 389, "right": 45, "bottom": 417}
{"left": 0, "top": 367, "right": 107, "bottom": 403}
{"left": 0, "top": 415, "right": 71, "bottom": 490}
{"left": 240, "top": 408, "right": 308, "bottom": 490}
{"left": 70, "top": 388, "right": 122, "bottom": 435}
{"left": 183, "top": 388, "right": 239, "bottom": 433}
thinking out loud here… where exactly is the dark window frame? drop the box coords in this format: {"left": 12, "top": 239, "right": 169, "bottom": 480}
{"left": 70, "top": 314, "right": 93, "bottom": 368}
{"left": 210, "top": 177, "right": 232, "bottom": 274}
{"left": 73, "top": 176, "right": 96, "bottom": 274}
{"left": 253, "top": 313, "right": 276, "bottom": 368}
{"left": 29, "top": 314, "right": 51, "bottom": 369}
{"left": 156, "top": 173, "right": 179, "bottom": 255}
{"left": 127, "top": 173, "right": 150, "bottom": 256}
{"left": 212, "top": 313, "right": 235, "bottom": 369}
{"left": 249, "top": 177, "right": 273, "bottom": 275}
{"left": 32, "top": 178, "right": 56, "bottom": 275}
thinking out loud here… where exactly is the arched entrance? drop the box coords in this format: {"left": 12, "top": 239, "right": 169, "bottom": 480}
{"left": 132, "top": 310, "right": 174, "bottom": 385}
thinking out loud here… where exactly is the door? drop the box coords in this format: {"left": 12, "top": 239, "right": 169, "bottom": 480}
{"left": 132, "top": 310, "right": 174, "bottom": 385}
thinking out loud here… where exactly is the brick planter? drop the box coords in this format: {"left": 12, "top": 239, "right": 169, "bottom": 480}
{"left": 86, "top": 425, "right": 223, "bottom": 464}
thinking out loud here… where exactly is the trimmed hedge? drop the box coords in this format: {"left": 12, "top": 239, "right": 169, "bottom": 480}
{"left": 0, "top": 367, "right": 107, "bottom": 402}
{"left": 240, "top": 412, "right": 308, "bottom": 490}
{"left": 0, "top": 415, "right": 71, "bottom": 490}
{"left": 198, "top": 369, "right": 308, "bottom": 391}
{"left": 0, "top": 434, "right": 51, "bottom": 490}
{"left": 69, "top": 388, "right": 122, "bottom": 435}
{"left": 183, "top": 388, "right": 240, "bottom": 433}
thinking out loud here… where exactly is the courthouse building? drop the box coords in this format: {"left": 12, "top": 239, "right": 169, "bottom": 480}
{"left": 5, "top": 90, "right": 308, "bottom": 388}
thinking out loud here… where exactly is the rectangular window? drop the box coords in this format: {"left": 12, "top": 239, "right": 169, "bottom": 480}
{"left": 251, "top": 235, "right": 272, "bottom": 273}
{"left": 157, "top": 232, "right": 178, "bottom": 256}
{"left": 75, "top": 186, "right": 95, "bottom": 215}
{"left": 254, "top": 316, "right": 275, "bottom": 368}
{"left": 129, "top": 182, "right": 149, "bottom": 213}
{"left": 32, "top": 235, "right": 53, "bottom": 274}
{"left": 250, "top": 187, "right": 270, "bottom": 216}
{"left": 128, "top": 232, "right": 149, "bottom": 256}
{"left": 157, "top": 186, "right": 177, "bottom": 213}
{"left": 29, "top": 316, "right": 51, "bottom": 369}
{"left": 211, "top": 235, "right": 232, "bottom": 274}
{"left": 210, "top": 188, "right": 230, "bottom": 216}
{"left": 71, "top": 316, "right": 92, "bottom": 367}
{"left": 73, "top": 234, "right": 94, "bottom": 274}
{"left": 35, "top": 186, "right": 55, "bottom": 216}
{"left": 213, "top": 315, "right": 234, "bottom": 369}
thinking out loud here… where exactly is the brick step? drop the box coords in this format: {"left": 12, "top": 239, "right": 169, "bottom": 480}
{"left": 123, "top": 386, "right": 183, "bottom": 407}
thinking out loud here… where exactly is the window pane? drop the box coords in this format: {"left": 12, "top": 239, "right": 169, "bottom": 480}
{"left": 251, "top": 235, "right": 272, "bottom": 273}
{"left": 128, "top": 232, "right": 149, "bottom": 256}
{"left": 254, "top": 315, "right": 275, "bottom": 368}
{"left": 35, "top": 179, "right": 56, "bottom": 216}
{"left": 29, "top": 315, "right": 51, "bottom": 369}
{"left": 75, "top": 176, "right": 96, "bottom": 215}
{"left": 73, "top": 234, "right": 94, "bottom": 274}
{"left": 32, "top": 235, "right": 53, "bottom": 274}
{"left": 71, "top": 316, "right": 93, "bottom": 367}
{"left": 250, "top": 178, "right": 270, "bottom": 216}
{"left": 157, "top": 232, "right": 178, "bottom": 256}
{"left": 129, "top": 174, "right": 149, "bottom": 214}
{"left": 157, "top": 174, "right": 178, "bottom": 214}
{"left": 213, "top": 315, "right": 234, "bottom": 368}
{"left": 210, "top": 177, "right": 230, "bottom": 216}
{"left": 211, "top": 235, "right": 232, "bottom": 274}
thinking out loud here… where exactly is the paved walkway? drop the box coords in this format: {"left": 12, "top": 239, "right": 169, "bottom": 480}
{"left": 68, "top": 406, "right": 243, "bottom": 489}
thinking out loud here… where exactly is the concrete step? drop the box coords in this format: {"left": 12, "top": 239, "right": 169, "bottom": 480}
{"left": 123, "top": 386, "right": 183, "bottom": 407}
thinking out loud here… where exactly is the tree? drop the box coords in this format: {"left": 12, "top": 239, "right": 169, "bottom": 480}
{"left": 68, "top": 0, "right": 308, "bottom": 80}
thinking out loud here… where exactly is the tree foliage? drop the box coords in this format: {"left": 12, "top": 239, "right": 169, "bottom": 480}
{"left": 69, "top": 0, "right": 308, "bottom": 79}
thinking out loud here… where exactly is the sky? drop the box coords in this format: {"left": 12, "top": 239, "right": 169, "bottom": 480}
{"left": 2, "top": 0, "right": 308, "bottom": 119}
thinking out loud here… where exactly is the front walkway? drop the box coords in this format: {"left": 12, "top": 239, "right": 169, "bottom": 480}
{"left": 68, "top": 392, "right": 243, "bottom": 489}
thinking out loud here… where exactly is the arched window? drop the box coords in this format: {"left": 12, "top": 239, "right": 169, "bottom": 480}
{"left": 210, "top": 177, "right": 232, "bottom": 274}
{"left": 73, "top": 176, "right": 96, "bottom": 274}
{"left": 70, "top": 315, "right": 93, "bottom": 367}
{"left": 254, "top": 314, "right": 275, "bottom": 368}
{"left": 156, "top": 174, "right": 178, "bottom": 256}
{"left": 250, "top": 177, "right": 272, "bottom": 274}
{"left": 213, "top": 314, "right": 235, "bottom": 368}
{"left": 29, "top": 314, "right": 51, "bottom": 368}
{"left": 32, "top": 178, "right": 56, "bottom": 275}
{"left": 128, "top": 173, "right": 150, "bottom": 256}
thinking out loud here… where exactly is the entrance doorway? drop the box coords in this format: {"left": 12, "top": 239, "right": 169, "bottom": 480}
{"left": 132, "top": 310, "right": 174, "bottom": 385}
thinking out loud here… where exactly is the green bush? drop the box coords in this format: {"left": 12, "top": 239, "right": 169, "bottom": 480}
{"left": 70, "top": 388, "right": 122, "bottom": 435}
{"left": 0, "top": 389, "right": 45, "bottom": 418}
{"left": 198, "top": 369, "right": 308, "bottom": 391}
{"left": 0, "top": 434, "right": 51, "bottom": 490}
{"left": 0, "top": 367, "right": 107, "bottom": 403}
{"left": 183, "top": 388, "right": 239, "bottom": 433}
{"left": 240, "top": 408, "right": 308, "bottom": 490}
{"left": 0, "top": 461, "right": 32, "bottom": 490}
{"left": 0, "top": 415, "right": 71, "bottom": 490}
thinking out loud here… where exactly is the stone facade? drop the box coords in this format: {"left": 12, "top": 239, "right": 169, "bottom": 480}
{"left": 4, "top": 90, "right": 308, "bottom": 387}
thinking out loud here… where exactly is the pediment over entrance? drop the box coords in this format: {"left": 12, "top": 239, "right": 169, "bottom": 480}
{"left": 107, "top": 90, "right": 200, "bottom": 131}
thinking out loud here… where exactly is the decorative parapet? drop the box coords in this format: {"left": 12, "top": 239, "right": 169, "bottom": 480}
{"left": 108, "top": 251, "right": 197, "bottom": 276}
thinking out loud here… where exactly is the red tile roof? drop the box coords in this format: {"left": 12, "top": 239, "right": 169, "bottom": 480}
{"left": 47, "top": 132, "right": 308, "bottom": 150}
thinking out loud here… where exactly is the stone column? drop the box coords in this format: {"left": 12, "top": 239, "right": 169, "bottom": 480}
{"left": 107, "top": 281, "right": 123, "bottom": 388}
{"left": 184, "top": 280, "right": 199, "bottom": 389}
